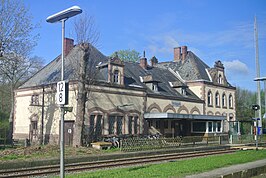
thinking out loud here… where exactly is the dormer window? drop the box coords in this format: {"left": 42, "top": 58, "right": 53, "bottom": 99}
{"left": 152, "top": 83, "right": 158, "bottom": 91}
{"left": 181, "top": 88, "right": 187, "bottom": 95}
{"left": 113, "top": 70, "right": 119, "bottom": 83}
{"left": 142, "top": 75, "right": 160, "bottom": 92}
{"left": 104, "top": 57, "right": 124, "bottom": 85}
{"left": 218, "top": 74, "right": 223, "bottom": 84}
{"left": 169, "top": 81, "right": 188, "bottom": 96}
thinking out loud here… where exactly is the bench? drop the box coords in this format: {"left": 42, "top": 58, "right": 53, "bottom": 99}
{"left": 91, "top": 142, "right": 112, "bottom": 150}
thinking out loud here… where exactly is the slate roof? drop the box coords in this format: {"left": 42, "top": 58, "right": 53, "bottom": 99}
{"left": 157, "top": 51, "right": 211, "bottom": 82}
{"left": 19, "top": 44, "right": 202, "bottom": 102}
{"left": 20, "top": 44, "right": 108, "bottom": 88}
{"left": 123, "top": 62, "right": 201, "bottom": 101}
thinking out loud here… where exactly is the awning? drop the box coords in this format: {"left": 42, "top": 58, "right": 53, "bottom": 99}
{"left": 144, "top": 113, "right": 226, "bottom": 121}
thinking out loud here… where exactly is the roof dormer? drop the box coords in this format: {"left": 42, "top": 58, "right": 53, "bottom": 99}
{"left": 107, "top": 57, "right": 124, "bottom": 85}
{"left": 141, "top": 74, "right": 160, "bottom": 92}
{"left": 169, "top": 81, "right": 189, "bottom": 96}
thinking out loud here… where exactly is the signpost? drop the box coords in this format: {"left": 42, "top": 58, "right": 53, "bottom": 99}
{"left": 47, "top": 6, "right": 82, "bottom": 178}
{"left": 57, "top": 81, "right": 66, "bottom": 105}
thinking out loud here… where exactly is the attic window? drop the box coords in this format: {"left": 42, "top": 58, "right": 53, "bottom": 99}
{"left": 152, "top": 83, "right": 158, "bottom": 91}
{"left": 218, "top": 74, "right": 223, "bottom": 84}
{"left": 113, "top": 70, "right": 119, "bottom": 84}
{"left": 181, "top": 88, "right": 187, "bottom": 95}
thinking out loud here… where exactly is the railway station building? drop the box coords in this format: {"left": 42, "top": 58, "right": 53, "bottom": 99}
{"left": 13, "top": 39, "right": 236, "bottom": 145}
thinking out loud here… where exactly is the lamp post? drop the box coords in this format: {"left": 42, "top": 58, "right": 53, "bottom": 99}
{"left": 46, "top": 6, "right": 82, "bottom": 178}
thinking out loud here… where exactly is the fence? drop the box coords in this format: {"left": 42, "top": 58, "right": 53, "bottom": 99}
{"left": 120, "top": 135, "right": 229, "bottom": 152}
{"left": 231, "top": 134, "right": 266, "bottom": 144}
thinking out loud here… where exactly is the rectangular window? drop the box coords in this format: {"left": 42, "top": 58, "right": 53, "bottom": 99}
{"left": 90, "top": 115, "right": 95, "bottom": 134}
{"left": 134, "top": 116, "right": 138, "bottom": 134}
{"left": 31, "top": 95, "right": 39, "bottom": 105}
{"left": 128, "top": 116, "right": 133, "bottom": 134}
{"left": 213, "top": 122, "right": 217, "bottom": 132}
{"left": 208, "top": 122, "right": 213, "bottom": 132}
{"left": 117, "top": 116, "right": 123, "bottom": 135}
{"left": 217, "top": 122, "right": 221, "bottom": 132}
{"left": 152, "top": 83, "right": 158, "bottom": 91}
{"left": 95, "top": 115, "right": 102, "bottom": 136}
{"left": 108, "top": 116, "right": 115, "bottom": 134}
{"left": 192, "top": 122, "right": 206, "bottom": 132}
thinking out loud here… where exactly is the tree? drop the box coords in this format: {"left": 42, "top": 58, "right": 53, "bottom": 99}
{"left": 0, "top": 0, "right": 40, "bottom": 141}
{"left": 235, "top": 87, "right": 257, "bottom": 134}
{"left": 110, "top": 49, "right": 140, "bottom": 62}
{"left": 72, "top": 13, "right": 100, "bottom": 147}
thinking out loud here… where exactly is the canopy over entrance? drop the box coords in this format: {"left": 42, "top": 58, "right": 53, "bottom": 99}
{"left": 144, "top": 113, "right": 226, "bottom": 121}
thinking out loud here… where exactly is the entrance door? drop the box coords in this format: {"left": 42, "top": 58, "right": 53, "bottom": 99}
{"left": 30, "top": 120, "right": 38, "bottom": 144}
{"left": 172, "top": 121, "right": 185, "bottom": 137}
{"left": 64, "top": 121, "right": 74, "bottom": 146}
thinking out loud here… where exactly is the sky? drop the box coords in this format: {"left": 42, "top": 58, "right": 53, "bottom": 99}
{"left": 24, "top": 0, "right": 266, "bottom": 92}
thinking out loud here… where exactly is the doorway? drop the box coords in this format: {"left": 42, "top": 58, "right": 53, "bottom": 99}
{"left": 64, "top": 120, "right": 74, "bottom": 146}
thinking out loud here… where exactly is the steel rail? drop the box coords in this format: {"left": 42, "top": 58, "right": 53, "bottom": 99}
{"left": 0, "top": 148, "right": 237, "bottom": 178}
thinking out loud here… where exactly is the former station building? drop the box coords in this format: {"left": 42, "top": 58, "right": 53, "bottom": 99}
{"left": 13, "top": 38, "right": 236, "bottom": 145}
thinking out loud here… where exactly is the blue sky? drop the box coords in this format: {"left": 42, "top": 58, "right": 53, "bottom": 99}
{"left": 24, "top": 0, "right": 266, "bottom": 91}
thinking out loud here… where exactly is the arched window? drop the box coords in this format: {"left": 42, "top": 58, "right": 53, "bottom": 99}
{"left": 229, "top": 94, "right": 233, "bottom": 108}
{"left": 215, "top": 92, "right": 220, "bottom": 107}
{"left": 128, "top": 115, "right": 139, "bottom": 135}
{"left": 108, "top": 113, "right": 123, "bottom": 135}
{"left": 222, "top": 93, "right": 226, "bottom": 107}
{"left": 207, "top": 91, "right": 213, "bottom": 106}
{"left": 113, "top": 70, "right": 119, "bottom": 84}
{"left": 84, "top": 112, "right": 103, "bottom": 142}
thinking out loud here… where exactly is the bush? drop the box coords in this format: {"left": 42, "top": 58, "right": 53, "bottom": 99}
{"left": 0, "top": 111, "right": 9, "bottom": 141}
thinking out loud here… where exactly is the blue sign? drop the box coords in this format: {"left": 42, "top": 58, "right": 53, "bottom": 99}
{"left": 258, "top": 127, "right": 262, "bottom": 135}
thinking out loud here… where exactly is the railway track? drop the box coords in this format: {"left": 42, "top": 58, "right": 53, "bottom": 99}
{"left": 0, "top": 148, "right": 238, "bottom": 178}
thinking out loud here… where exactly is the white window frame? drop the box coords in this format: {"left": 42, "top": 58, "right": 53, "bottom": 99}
{"left": 207, "top": 91, "right": 213, "bottom": 106}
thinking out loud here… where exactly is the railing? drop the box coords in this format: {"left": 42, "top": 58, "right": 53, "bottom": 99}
{"left": 120, "top": 135, "right": 229, "bottom": 152}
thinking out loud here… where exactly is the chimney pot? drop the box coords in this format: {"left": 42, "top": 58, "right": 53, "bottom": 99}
{"left": 64, "top": 38, "right": 74, "bottom": 56}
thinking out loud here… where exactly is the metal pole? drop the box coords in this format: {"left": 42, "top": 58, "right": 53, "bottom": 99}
{"left": 41, "top": 86, "right": 45, "bottom": 145}
{"left": 264, "top": 80, "right": 266, "bottom": 127}
{"left": 60, "top": 19, "right": 66, "bottom": 178}
{"left": 254, "top": 16, "right": 261, "bottom": 150}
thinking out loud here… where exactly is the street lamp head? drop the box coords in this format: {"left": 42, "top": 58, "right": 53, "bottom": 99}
{"left": 46, "top": 6, "right": 82, "bottom": 23}
{"left": 254, "top": 77, "right": 266, "bottom": 81}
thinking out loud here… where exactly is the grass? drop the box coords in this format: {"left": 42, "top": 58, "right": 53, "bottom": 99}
{"left": 0, "top": 145, "right": 119, "bottom": 161}
{"left": 65, "top": 149, "right": 266, "bottom": 178}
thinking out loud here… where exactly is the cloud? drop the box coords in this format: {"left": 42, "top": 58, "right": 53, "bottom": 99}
{"left": 223, "top": 60, "right": 249, "bottom": 76}
{"left": 146, "top": 35, "right": 179, "bottom": 57}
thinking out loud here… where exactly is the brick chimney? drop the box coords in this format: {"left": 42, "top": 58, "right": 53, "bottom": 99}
{"left": 64, "top": 38, "right": 74, "bottom": 56}
{"left": 174, "top": 47, "right": 181, "bottom": 62}
{"left": 181, "top": 46, "right": 188, "bottom": 62}
{"left": 150, "top": 56, "right": 158, "bottom": 67}
{"left": 140, "top": 57, "right": 148, "bottom": 69}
